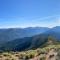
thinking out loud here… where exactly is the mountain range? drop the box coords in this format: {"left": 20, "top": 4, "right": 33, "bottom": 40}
{"left": 0, "top": 26, "right": 60, "bottom": 51}
{"left": 0, "top": 27, "right": 49, "bottom": 45}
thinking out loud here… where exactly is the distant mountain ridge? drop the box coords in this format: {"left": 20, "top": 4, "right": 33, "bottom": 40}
{"left": 42, "top": 26, "right": 60, "bottom": 40}
{"left": 0, "top": 27, "right": 50, "bottom": 45}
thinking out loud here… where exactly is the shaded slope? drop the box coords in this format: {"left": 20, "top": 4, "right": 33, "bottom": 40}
{"left": 1, "top": 34, "right": 60, "bottom": 51}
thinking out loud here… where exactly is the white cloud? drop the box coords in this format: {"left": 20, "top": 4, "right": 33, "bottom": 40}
{"left": 57, "top": 18, "right": 60, "bottom": 25}
{"left": 33, "top": 15, "right": 60, "bottom": 21}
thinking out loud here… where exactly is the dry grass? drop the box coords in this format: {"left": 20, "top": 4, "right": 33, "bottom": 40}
{"left": 0, "top": 45, "right": 60, "bottom": 60}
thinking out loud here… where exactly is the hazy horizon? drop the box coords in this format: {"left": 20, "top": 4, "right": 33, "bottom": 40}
{"left": 0, "top": 26, "right": 60, "bottom": 29}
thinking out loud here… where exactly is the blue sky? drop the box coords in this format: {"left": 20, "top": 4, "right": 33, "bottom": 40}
{"left": 0, "top": 0, "right": 60, "bottom": 28}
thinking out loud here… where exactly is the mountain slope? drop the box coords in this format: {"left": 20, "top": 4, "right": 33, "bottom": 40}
{"left": 0, "top": 34, "right": 60, "bottom": 51}
{"left": 42, "top": 26, "right": 60, "bottom": 40}
{"left": 1, "top": 26, "right": 60, "bottom": 51}
{"left": 0, "top": 27, "right": 49, "bottom": 45}
{"left": 0, "top": 34, "right": 48, "bottom": 51}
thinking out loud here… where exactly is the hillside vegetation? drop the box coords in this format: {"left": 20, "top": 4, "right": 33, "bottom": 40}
{"left": 0, "top": 37, "right": 60, "bottom": 60}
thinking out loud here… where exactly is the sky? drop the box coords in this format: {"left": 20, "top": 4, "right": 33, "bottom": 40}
{"left": 0, "top": 0, "right": 60, "bottom": 28}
